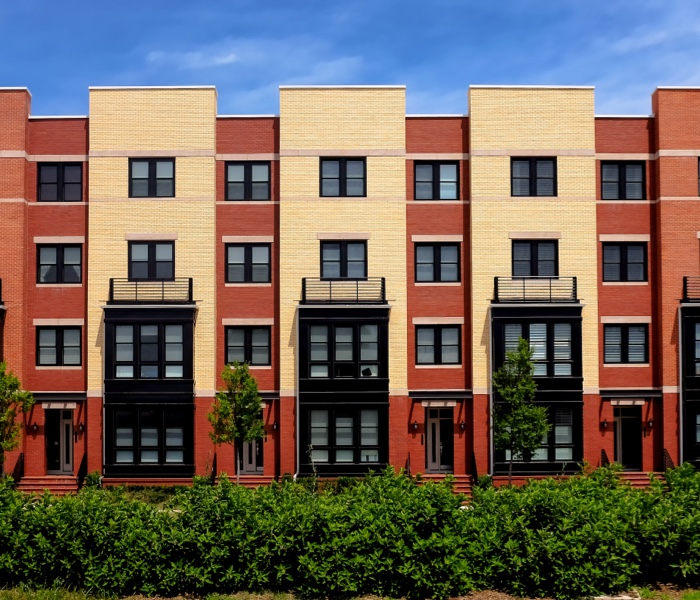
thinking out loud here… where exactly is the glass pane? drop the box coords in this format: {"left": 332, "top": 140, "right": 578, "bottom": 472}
{"left": 156, "top": 160, "right": 173, "bottom": 178}
{"left": 335, "top": 449, "right": 354, "bottom": 462}
{"left": 228, "top": 246, "right": 245, "bottom": 266}
{"left": 361, "top": 409, "right": 379, "bottom": 429}
{"left": 40, "top": 184, "right": 58, "bottom": 201}
{"left": 310, "top": 326, "right": 327, "bottom": 342}
{"left": 141, "top": 365, "right": 158, "bottom": 378}
{"left": 504, "top": 324, "right": 522, "bottom": 353}
{"left": 165, "top": 365, "right": 183, "bottom": 378}
{"left": 536, "top": 179, "right": 554, "bottom": 196}
{"left": 39, "top": 267, "right": 57, "bottom": 283}
{"left": 116, "top": 428, "right": 133, "bottom": 446}
{"left": 512, "top": 179, "right": 530, "bottom": 196}
{"left": 40, "top": 165, "right": 58, "bottom": 183}
{"left": 555, "top": 447, "right": 573, "bottom": 461}
{"left": 440, "top": 164, "right": 457, "bottom": 182}
{"left": 322, "top": 161, "right": 340, "bottom": 178}
{"left": 360, "top": 449, "right": 379, "bottom": 462}
{"left": 529, "top": 323, "right": 547, "bottom": 360}
{"left": 417, "top": 328, "right": 434, "bottom": 346}
{"left": 228, "top": 182, "right": 245, "bottom": 199}
{"left": 166, "top": 450, "right": 184, "bottom": 463}
{"left": 155, "top": 261, "right": 172, "bottom": 280}
{"left": 626, "top": 182, "right": 643, "bottom": 200}
{"left": 252, "top": 328, "right": 269, "bottom": 346}
{"left": 131, "top": 161, "right": 149, "bottom": 178}
{"left": 40, "top": 247, "right": 57, "bottom": 265}
{"left": 602, "top": 182, "right": 619, "bottom": 199}
{"left": 322, "top": 243, "right": 340, "bottom": 261}
{"left": 346, "top": 261, "right": 365, "bottom": 278}
{"left": 360, "top": 324, "right": 378, "bottom": 342}
{"left": 536, "top": 160, "right": 554, "bottom": 178}
{"left": 415, "top": 182, "right": 433, "bottom": 199}
{"left": 311, "top": 449, "right": 328, "bottom": 462}
{"left": 360, "top": 364, "right": 378, "bottom": 377}
{"left": 626, "top": 164, "right": 643, "bottom": 182}
{"left": 322, "top": 180, "right": 339, "bottom": 196}
{"left": 442, "top": 345, "right": 459, "bottom": 364}
{"left": 335, "top": 417, "right": 353, "bottom": 445}
{"left": 512, "top": 160, "right": 529, "bottom": 178}
{"left": 165, "top": 325, "right": 183, "bottom": 343}
{"left": 227, "top": 348, "right": 245, "bottom": 363}
{"left": 360, "top": 342, "right": 378, "bottom": 361}
{"left": 554, "top": 363, "right": 572, "bottom": 376}
{"left": 252, "top": 164, "right": 269, "bottom": 181}
{"left": 140, "top": 450, "right": 159, "bottom": 463}
{"left": 39, "top": 348, "right": 56, "bottom": 364}
{"left": 39, "top": 329, "right": 56, "bottom": 346}
{"left": 251, "top": 182, "right": 269, "bottom": 200}
{"left": 439, "top": 181, "right": 458, "bottom": 199}
{"left": 116, "top": 365, "right": 134, "bottom": 378}
{"left": 166, "top": 427, "right": 184, "bottom": 446}
{"left": 156, "top": 180, "right": 173, "bottom": 196}
{"left": 141, "top": 428, "right": 158, "bottom": 446}
{"left": 555, "top": 425, "right": 573, "bottom": 444}
{"left": 251, "top": 347, "right": 269, "bottom": 365}
{"left": 346, "top": 161, "right": 364, "bottom": 178}
{"left": 116, "top": 450, "right": 134, "bottom": 463}
{"left": 116, "top": 344, "right": 133, "bottom": 361}
{"left": 442, "top": 327, "right": 459, "bottom": 346}
{"left": 602, "top": 164, "right": 619, "bottom": 182}
{"left": 228, "top": 164, "right": 245, "bottom": 182}
{"left": 417, "top": 264, "right": 434, "bottom": 281}
{"left": 63, "top": 247, "right": 81, "bottom": 265}
{"left": 228, "top": 265, "right": 245, "bottom": 282}
{"left": 131, "top": 180, "right": 149, "bottom": 197}
{"left": 156, "top": 244, "right": 172, "bottom": 261}
{"left": 415, "top": 164, "right": 433, "bottom": 182}
{"left": 63, "top": 183, "right": 82, "bottom": 201}
{"left": 347, "top": 243, "right": 365, "bottom": 261}
{"left": 228, "top": 329, "right": 244, "bottom": 346}
{"left": 532, "top": 447, "right": 548, "bottom": 461}
{"left": 336, "top": 327, "right": 353, "bottom": 343}
{"left": 63, "top": 329, "right": 80, "bottom": 347}
{"left": 64, "top": 165, "right": 82, "bottom": 183}
{"left": 417, "top": 347, "right": 434, "bottom": 364}
{"left": 252, "top": 246, "right": 269, "bottom": 264}
{"left": 345, "top": 179, "right": 363, "bottom": 196}
{"left": 131, "top": 244, "right": 148, "bottom": 261}
{"left": 554, "top": 324, "right": 571, "bottom": 359}
{"left": 141, "top": 325, "right": 158, "bottom": 342}
{"left": 310, "top": 365, "right": 329, "bottom": 377}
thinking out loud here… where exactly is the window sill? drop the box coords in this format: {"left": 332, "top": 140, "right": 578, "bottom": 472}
{"left": 602, "top": 281, "right": 649, "bottom": 286}
{"left": 36, "top": 283, "right": 83, "bottom": 288}
{"left": 36, "top": 365, "right": 82, "bottom": 370}
{"left": 249, "top": 365, "right": 272, "bottom": 370}
{"left": 224, "top": 283, "right": 272, "bottom": 287}
{"left": 415, "top": 364, "right": 462, "bottom": 369}
{"left": 414, "top": 282, "right": 462, "bottom": 287}
{"left": 411, "top": 198, "right": 461, "bottom": 202}
{"left": 603, "top": 363, "right": 650, "bottom": 368}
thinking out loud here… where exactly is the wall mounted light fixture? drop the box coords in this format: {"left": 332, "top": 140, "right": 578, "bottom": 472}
{"left": 78, "top": 423, "right": 85, "bottom": 433}
{"left": 601, "top": 419, "right": 608, "bottom": 429}
{"left": 412, "top": 420, "right": 418, "bottom": 431}
{"left": 32, "top": 423, "right": 38, "bottom": 432}
{"left": 459, "top": 421, "right": 466, "bottom": 431}
{"left": 273, "top": 421, "right": 278, "bottom": 431}
{"left": 647, "top": 419, "right": 653, "bottom": 429}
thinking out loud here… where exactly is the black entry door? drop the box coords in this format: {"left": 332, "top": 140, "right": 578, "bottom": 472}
{"left": 614, "top": 407, "right": 642, "bottom": 471}
{"left": 45, "top": 410, "right": 61, "bottom": 472}
{"left": 426, "top": 408, "right": 454, "bottom": 472}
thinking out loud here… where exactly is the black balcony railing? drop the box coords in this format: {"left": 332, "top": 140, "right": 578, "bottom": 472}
{"left": 109, "top": 278, "right": 193, "bottom": 304}
{"left": 683, "top": 277, "right": 700, "bottom": 302}
{"left": 493, "top": 276, "right": 578, "bottom": 303}
{"left": 301, "top": 277, "right": 386, "bottom": 304}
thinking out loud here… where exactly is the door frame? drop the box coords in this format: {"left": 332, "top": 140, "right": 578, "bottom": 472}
{"left": 425, "top": 408, "right": 454, "bottom": 473}
{"left": 46, "top": 409, "right": 74, "bottom": 475}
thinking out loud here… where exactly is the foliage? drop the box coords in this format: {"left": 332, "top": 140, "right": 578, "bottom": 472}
{"left": 492, "top": 337, "right": 550, "bottom": 483}
{"left": 208, "top": 362, "right": 265, "bottom": 483}
{"left": 0, "top": 362, "right": 34, "bottom": 473}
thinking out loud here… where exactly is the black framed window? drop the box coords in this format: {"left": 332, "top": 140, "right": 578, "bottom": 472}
{"left": 113, "top": 408, "right": 189, "bottom": 466}
{"left": 308, "top": 323, "right": 380, "bottom": 379}
{"left": 37, "top": 245, "right": 82, "bottom": 284}
{"left": 414, "top": 162, "right": 459, "bottom": 200}
{"left": 129, "top": 159, "right": 175, "bottom": 198}
{"left": 415, "top": 243, "right": 460, "bottom": 282}
{"left": 512, "top": 240, "right": 558, "bottom": 277}
{"left": 37, "top": 163, "right": 82, "bottom": 202}
{"left": 226, "top": 244, "right": 271, "bottom": 283}
{"left": 511, "top": 158, "right": 557, "bottom": 197}
{"left": 504, "top": 322, "right": 573, "bottom": 377}
{"left": 308, "top": 407, "right": 381, "bottom": 465}
{"left": 416, "top": 326, "right": 461, "bottom": 365}
{"left": 226, "top": 327, "right": 271, "bottom": 366}
{"left": 601, "top": 161, "right": 645, "bottom": 200}
{"left": 604, "top": 324, "right": 648, "bottom": 364}
{"left": 226, "top": 162, "right": 270, "bottom": 201}
{"left": 504, "top": 408, "right": 575, "bottom": 462}
{"left": 321, "top": 241, "right": 366, "bottom": 279}
{"left": 602, "top": 243, "right": 647, "bottom": 282}
{"left": 114, "top": 324, "right": 185, "bottom": 379}
{"left": 37, "top": 327, "right": 81, "bottom": 366}
{"left": 320, "top": 158, "right": 366, "bottom": 197}
{"left": 129, "top": 242, "right": 174, "bottom": 281}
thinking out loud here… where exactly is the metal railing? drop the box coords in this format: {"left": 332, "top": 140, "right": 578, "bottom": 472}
{"left": 109, "top": 278, "right": 193, "bottom": 304}
{"left": 301, "top": 277, "right": 386, "bottom": 304}
{"left": 662, "top": 448, "right": 675, "bottom": 471}
{"left": 683, "top": 276, "right": 700, "bottom": 302}
{"left": 600, "top": 448, "right": 610, "bottom": 467}
{"left": 493, "top": 276, "right": 578, "bottom": 303}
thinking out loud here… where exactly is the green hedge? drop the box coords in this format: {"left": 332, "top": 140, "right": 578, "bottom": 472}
{"left": 2, "top": 465, "right": 700, "bottom": 599}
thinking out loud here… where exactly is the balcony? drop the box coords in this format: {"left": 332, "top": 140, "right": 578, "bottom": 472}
{"left": 493, "top": 276, "right": 578, "bottom": 303}
{"left": 684, "top": 277, "right": 700, "bottom": 302}
{"left": 108, "top": 278, "right": 193, "bottom": 304}
{"left": 301, "top": 277, "right": 386, "bottom": 305}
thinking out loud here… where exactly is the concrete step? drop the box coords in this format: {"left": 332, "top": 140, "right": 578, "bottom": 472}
{"left": 18, "top": 476, "right": 78, "bottom": 495}
{"left": 416, "top": 473, "right": 473, "bottom": 495}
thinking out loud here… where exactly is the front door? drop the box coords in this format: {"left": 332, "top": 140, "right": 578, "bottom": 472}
{"left": 241, "top": 439, "right": 263, "bottom": 473}
{"left": 613, "top": 406, "right": 642, "bottom": 471}
{"left": 426, "top": 408, "right": 454, "bottom": 472}
{"left": 46, "top": 409, "right": 73, "bottom": 474}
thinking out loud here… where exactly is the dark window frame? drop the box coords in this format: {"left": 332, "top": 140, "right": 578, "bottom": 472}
{"left": 414, "top": 242, "right": 461, "bottom": 283}
{"left": 601, "top": 161, "right": 646, "bottom": 200}
{"left": 225, "top": 326, "right": 271, "bottom": 366}
{"left": 37, "top": 162, "right": 83, "bottom": 202}
{"left": 307, "top": 322, "right": 382, "bottom": 380}
{"left": 225, "top": 161, "right": 271, "bottom": 201}
{"left": 415, "top": 325, "right": 462, "bottom": 366}
{"left": 128, "top": 158, "right": 175, "bottom": 198}
{"left": 36, "top": 327, "right": 82, "bottom": 367}
{"left": 320, "top": 240, "right": 367, "bottom": 280}
{"left": 502, "top": 322, "right": 575, "bottom": 378}
{"left": 225, "top": 243, "right": 271, "bottom": 283}
{"left": 320, "top": 158, "right": 367, "bottom": 197}
{"left": 602, "top": 242, "right": 648, "bottom": 282}
{"left": 511, "top": 157, "right": 557, "bottom": 197}
{"left": 413, "top": 161, "right": 460, "bottom": 200}
{"left": 113, "top": 323, "right": 186, "bottom": 380}
{"left": 604, "top": 324, "right": 649, "bottom": 364}
{"left": 36, "top": 244, "right": 82, "bottom": 284}
{"left": 512, "top": 240, "right": 559, "bottom": 277}
{"left": 128, "top": 241, "right": 175, "bottom": 281}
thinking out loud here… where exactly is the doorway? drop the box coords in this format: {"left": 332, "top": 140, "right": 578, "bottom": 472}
{"left": 613, "top": 406, "right": 642, "bottom": 471}
{"left": 46, "top": 409, "right": 73, "bottom": 474}
{"left": 426, "top": 408, "right": 454, "bottom": 472}
{"left": 241, "top": 439, "right": 264, "bottom": 473}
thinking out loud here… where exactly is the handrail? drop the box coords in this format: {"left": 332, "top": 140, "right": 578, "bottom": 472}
{"left": 662, "top": 448, "right": 675, "bottom": 471}
{"left": 601, "top": 448, "right": 610, "bottom": 467}
{"left": 108, "top": 278, "right": 194, "bottom": 304}
{"left": 301, "top": 277, "right": 386, "bottom": 304}
{"left": 494, "top": 276, "right": 578, "bottom": 303}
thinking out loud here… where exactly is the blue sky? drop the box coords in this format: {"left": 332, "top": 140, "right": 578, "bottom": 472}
{"left": 2, "top": 0, "right": 700, "bottom": 116}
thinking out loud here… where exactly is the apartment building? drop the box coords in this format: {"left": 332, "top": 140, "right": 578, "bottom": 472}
{"left": 0, "top": 83, "right": 697, "bottom": 493}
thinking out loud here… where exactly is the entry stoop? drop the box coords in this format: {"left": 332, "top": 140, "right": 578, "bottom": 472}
{"left": 417, "top": 473, "right": 473, "bottom": 496}
{"left": 235, "top": 475, "right": 275, "bottom": 489}
{"left": 18, "top": 476, "right": 78, "bottom": 495}
{"left": 620, "top": 471, "right": 666, "bottom": 488}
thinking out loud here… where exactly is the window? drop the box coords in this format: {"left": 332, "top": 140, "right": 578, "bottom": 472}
{"left": 601, "top": 161, "right": 645, "bottom": 200}
{"left": 604, "top": 324, "right": 648, "bottom": 364}
{"left": 512, "top": 241, "right": 558, "bottom": 277}
{"left": 504, "top": 322, "right": 573, "bottom": 376}
{"left": 114, "top": 324, "right": 185, "bottom": 379}
{"left": 37, "top": 327, "right": 81, "bottom": 366}
{"left": 320, "top": 158, "right": 366, "bottom": 197}
{"left": 113, "top": 408, "right": 189, "bottom": 466}
{"left": 511, "top": 158, "right": 557, "bottom": 197}
{"left": 602, "top": 243, "right": 647, "bottom": 282}
{"left": 308, "top": 407, "right": 381, "bottom": 464}
{"left": 226, "top": 327, "right": 270, "bottom": 366}
{"left": 308, "top": 323, "right": 380, "bottom": 379}
{"left": 321, "top": 241, "right": 366, "bottom": 279}
{"left": 414, "top": 162, "right": 459, "bottom": 200}
{"left": 226, "top": 244, "right": 271, "bottom": 283}
{"left": 503, "top": 409, "right": 575, "bottom": 463}
{"left": 226, "top": 162, "right": 270, "bottom": 201}
{"left": 415, "top": 243, "right": 460, "bottom": 282}
{"left": 416, "top": 326, "right": 461, "bottom": 365}
{"left": 129, "top": 242, "right": 174, "bottom": 281}
{"left": 129, "top": 159, "right": 175, "bottom": 198}
{"left": 37, "top": 245, "right": 81, "bottom": 284}
{"left": 37, "top": 163, "right": 82, "bottom": 202}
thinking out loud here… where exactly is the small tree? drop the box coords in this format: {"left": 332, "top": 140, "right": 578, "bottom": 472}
{"left": 208, "top": 362, "right": 265, "bottom": 485}
{"left": 492, "top": 337, "right": 550, "bottom": 485}
{"left": 0, "top": 362, "right": 34, "bottom": 476}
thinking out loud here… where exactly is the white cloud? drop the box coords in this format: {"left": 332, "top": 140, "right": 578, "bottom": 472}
{"left": 146, "top": 47, "right": 238, "bottom": 70}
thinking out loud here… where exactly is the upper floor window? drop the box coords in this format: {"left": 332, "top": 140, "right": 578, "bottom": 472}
{"left": 321, "top": 241, "right": 366, "bottom": 279}
{"left": 38, "top": 163, "right": 82, "bottom": 202}
{"left": 226, "top": 162, "right": 270, "bottom": 201}
{"left": 309, "top": 323, "right": 380, "bottom": 378}
{"left": 320, "top": 158, "right": 366, "bottom": 197}
{"left": 511, "top": 158, "right": 557, "bottom": 197}
{"left": 602, "top": 243, "right": 647, "bottom": 282}
{"left": 601, "top": 161, "right": 645, "bottom": 200}
{"left": 37, "top": 327, "right": 81, "bottom": 366}
{"left": 226, "top": 244, "right": 271, "bottom": 283}
{"left": 416, "top": 325, "right": 461, "bottom": 365}
{"left": 504, "top": 322, "right": 572, "bottom": 377}
{"left": 129, "top": 159, "right": 174, "bottom": 198}
{"left": 414, "top": 162, "right": 458, "bottom": 200}
{"left": 114, "top": 324, "right": 185, "bottom": 379}
{"left": 226, "top": 327, "right": 271, "bottom": 366}
{"left": 308, "top": 407, "right": 381, "bottom": 465}
{"left": 513, "top": 240, "right": 558, "bottom": 277}
{"left": 129, "top": 242, "right": 174, "bottom": 281}
{"left": 415, "top": 243, "right": 460, "bottom": 282}
{"left": 37, "top": 245, "right": 82, "bottom": 284}
{"left": 604, "top": 324, "right": 648, "bottom": 364}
